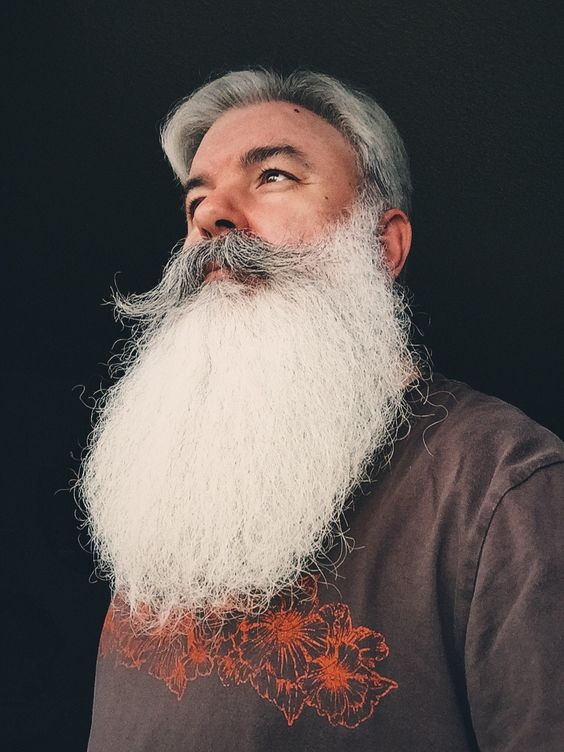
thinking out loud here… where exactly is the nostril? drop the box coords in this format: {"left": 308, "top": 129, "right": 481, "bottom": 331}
{"left": 216, "top": 219, "right": 236, "bottom": 230}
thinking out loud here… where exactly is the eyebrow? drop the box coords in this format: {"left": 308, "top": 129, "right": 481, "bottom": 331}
{"left": 183, "top": 143, "right": 312, "bottom": 197}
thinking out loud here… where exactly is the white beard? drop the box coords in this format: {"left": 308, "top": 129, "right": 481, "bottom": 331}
{"left": 77, "top": 197, "right": 419, "bottom": 627}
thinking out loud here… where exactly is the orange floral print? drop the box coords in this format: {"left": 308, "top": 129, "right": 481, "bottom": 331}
{"left": 99, "top": 603, "right": 213, "bottom": 698}
{"left": 220, "top": 577, "right": 329, "bottom": 724}
{"left": 100, "top": 576, "right": 398, "bottom": 728}
{"left": 301, "top": 602, "right": 397, "bottom": 728}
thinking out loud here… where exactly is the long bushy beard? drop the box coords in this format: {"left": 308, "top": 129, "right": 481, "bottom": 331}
{"left": 76, "top": 196, "right": 420, "bottom": 627}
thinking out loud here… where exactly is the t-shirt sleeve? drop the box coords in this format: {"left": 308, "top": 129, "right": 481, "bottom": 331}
{"left": 464, "top": 461, "right": 564, "bottom": 751}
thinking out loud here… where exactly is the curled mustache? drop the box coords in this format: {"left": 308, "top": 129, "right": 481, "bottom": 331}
{"left": 112, "top": 229, "right": 334, "bottom": 328}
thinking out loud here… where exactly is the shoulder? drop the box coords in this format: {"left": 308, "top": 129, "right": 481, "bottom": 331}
{"left": 407, "top": 372, "right": 564, "bottom": 498}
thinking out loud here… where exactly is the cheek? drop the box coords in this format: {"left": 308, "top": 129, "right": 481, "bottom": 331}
{"left": 254, "top": 204, "right": 332, "bottom": 245}
{"left": 253, "top": 210, "right": 303, "bottom": 244}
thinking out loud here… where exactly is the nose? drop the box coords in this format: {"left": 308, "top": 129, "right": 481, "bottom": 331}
{"left": 191, "top": 190, "right": 249, "bottom": 239}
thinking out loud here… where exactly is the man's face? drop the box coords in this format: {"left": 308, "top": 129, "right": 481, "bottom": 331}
{"left": 183, "top": 101, "right": 360, "bottom": 250}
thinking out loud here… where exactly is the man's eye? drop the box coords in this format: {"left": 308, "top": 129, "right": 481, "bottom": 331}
{"left": 259, "top": 168, "right": 295, "bottom": 184}
{"left": 187, "top": 197, "right": 204, "bottom": 218}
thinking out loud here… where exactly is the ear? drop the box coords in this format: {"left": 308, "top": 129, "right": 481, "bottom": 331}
{"left": 379, "top": 208, "right": 412, "bottom": 278}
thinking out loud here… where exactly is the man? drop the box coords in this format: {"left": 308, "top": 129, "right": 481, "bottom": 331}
{"left": 81, "top": 70, "right": 563, "bottom": 750}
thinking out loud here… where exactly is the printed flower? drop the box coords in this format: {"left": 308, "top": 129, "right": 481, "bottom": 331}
{"left": 301, "top": 602, "right": 398, "bottom": 728}
{"left": 146, "top": 616, "right": 214, "bottom": 699}
{"left": 217, "top": 576, "right": 328, "bottom": 723}
{"left": 145, "top": 631, "right": 192, "bottom": 698}
{"left": 215, "top": 619, "right": 254, "bottom": 687}
{"left": 182, "top": 619, "right": 214, "bottom": 682}
{"left": 99, "top": 597, "right": 213, "bottom": 699}
{"left": 239, "top": 602, "right": 329, "bottom": 681}
{"left": 321, "top": 601, "right": 390, "bottom": 666}
{"left": 250, "top": 670, "right": 308, "bottom": 726}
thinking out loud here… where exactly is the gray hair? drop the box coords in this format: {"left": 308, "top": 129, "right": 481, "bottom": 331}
{"left": 161, "top": 69, "right": 412, "bottom": 215}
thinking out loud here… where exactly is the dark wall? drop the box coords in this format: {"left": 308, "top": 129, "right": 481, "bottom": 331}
{"left": 4, "top": 1, "right": 562, "bottom": 748}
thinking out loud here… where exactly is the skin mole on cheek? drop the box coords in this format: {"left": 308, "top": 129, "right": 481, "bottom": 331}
{"left": 294, "top": 108, "right": 300, "bottom": 113}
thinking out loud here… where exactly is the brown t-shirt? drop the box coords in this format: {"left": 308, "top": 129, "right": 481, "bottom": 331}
{"left": 87, "top": 374, "right": 564, "bottom": 751}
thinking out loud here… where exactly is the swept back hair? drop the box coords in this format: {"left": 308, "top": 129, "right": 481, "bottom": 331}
{"left": 161, "top": 69, "right": 412, "bottom": 215}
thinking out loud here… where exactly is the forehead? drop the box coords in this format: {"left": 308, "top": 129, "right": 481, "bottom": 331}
{"left": 189, "top": 100, "right": 358, "bottom": 179}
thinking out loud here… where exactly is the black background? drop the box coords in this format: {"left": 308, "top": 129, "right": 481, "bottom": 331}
{"left": 3, "top": 1, "right": 562, "bottom": 749}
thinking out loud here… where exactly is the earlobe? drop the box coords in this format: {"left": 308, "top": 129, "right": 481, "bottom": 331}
{"left": 379, "top": 209, "right": 412, "bottom": 278}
